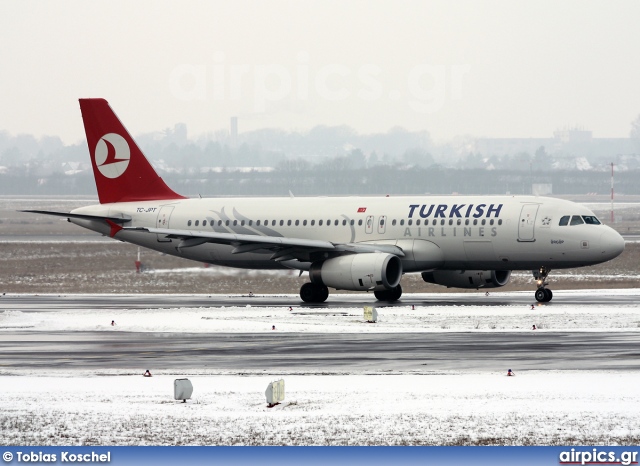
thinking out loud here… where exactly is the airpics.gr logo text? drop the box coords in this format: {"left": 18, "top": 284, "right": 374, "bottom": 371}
{"left": 94, "top": 133, "right": 130, "bottom": 179}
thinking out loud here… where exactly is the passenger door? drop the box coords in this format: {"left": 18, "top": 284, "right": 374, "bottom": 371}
{"left": 518, "top": 204, "right": 539, "bottom": 242}
{"left": 156, "top": 206, "right": 175, "bottom": 243}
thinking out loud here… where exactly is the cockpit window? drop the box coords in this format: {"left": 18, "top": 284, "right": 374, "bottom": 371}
{"left": 559, "top": 215, "right": 570, "bottom": 226}
{"left": 570, "top": 215, "right": 584, "bottom": 226}
{"left": 582, "top": 216, "right": 601, "bottom": 225}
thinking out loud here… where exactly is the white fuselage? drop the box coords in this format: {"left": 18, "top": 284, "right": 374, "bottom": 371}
{"left": 70, "top": 195, "right": 625, "bottom": 273}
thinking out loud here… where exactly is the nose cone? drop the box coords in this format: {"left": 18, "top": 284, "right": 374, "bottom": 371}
{"left": 599, "top": 227, "right": 625, "bottom": 261}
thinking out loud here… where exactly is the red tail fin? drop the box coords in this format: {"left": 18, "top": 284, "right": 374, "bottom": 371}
{"left": 79, "top": 98, "right": 185, "bottom": 204}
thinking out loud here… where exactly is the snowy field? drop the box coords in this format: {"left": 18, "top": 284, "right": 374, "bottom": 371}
{"left": 2, "top": 372, "right": 640, "bottom": 446}
{"left": 2, "top": 289, "right": 640, "bottom": 333}
{"left": 2, "top": 289, "right": 640, "bottom": 446}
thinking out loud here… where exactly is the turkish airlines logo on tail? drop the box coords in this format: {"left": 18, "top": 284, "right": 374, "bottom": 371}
{"left": 94, "top": 133, "right": 130, "bottom": 178}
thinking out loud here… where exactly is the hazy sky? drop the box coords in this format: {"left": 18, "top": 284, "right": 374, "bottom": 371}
{"left": 2, "top": 0, "right": 640, "bottom": 144}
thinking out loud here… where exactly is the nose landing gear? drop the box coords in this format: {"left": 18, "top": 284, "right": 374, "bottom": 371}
{"left": 533, "top": 267, "right": 553, "bottom": 302}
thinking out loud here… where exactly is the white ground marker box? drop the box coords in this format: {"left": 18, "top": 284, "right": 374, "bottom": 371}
{"left": 364, "top": 306, "right": 378, "bottom": 323}
{"left": 174, "top": 378, "right": 193, "bottom": 402}
{"left": 265, "top": 379, "right": 285, "bottom": 407}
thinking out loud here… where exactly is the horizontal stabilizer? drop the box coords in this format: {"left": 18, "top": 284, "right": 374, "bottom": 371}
{"left": 20, "top": 210, "right": 131, "bottom": 224}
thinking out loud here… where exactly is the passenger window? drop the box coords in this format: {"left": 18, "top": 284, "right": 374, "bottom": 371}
{"left": 249, "top": 220, "right": 253, "bottom": 226}
{"left": 233, "top": 220, "right": 237, "bottom": 226}
{"left": 203, "top": 220, "right": 207, "bottom": 226}
{"left": 408, "top": 219, "right": 413, "bottom": 226}
{"left": 400, "top": 219, "right": 405, "bottom": 226}
{"left": 490, "top": 219, "right": 494, "bottom": 225}
{"left": 448, "top": 219, "right": 453, "bottom": 226}
{"left": 195, "top": 220, "right": 199, "bottom": 226}
{"left": 432, "top": 220, "right": 437, "bottom": 226}
{"left": 498, "top": 219, "right": 502, "bottom": 225}
{"left": 441, "top": 220, "right": 445, "bottom": 226}
{"left": 225, "top": 220, "right": 230, "bottom": 226}
{"left": 303, "top": 220, "right": 307, "bottom": 226}
{"left": 358, "top": 220, "right": 363, "bottom": 226}
{"left": 218, "top": 220, "right": 222, "bottom": 226}
{"left": 187, "top": 220, "right": 192, "bottom": 226}
{"left": 272, "top": 220, "right": 276, "bottom": 226}
{"left": 327, "top": 219, "right": 331, "bottom": 226}
{"left": 465, "top": 219, "right": 469, "bottom": 226}
{"left": 473, "top": 219, "right": 477, "bottom": 225}
{"left": 416, "top": 219, "right": 421, "bottom": 226}
{"left": 350, "top": 220, "right": 354, "bottom": 226}
{"left": 457, "top": 219, "right": 461, "bottom": 226}
{"left": 559, "top": 216, "right": 570, "bottom": 226}
{"left": 392, "top": 219, "right": 397, "bottom": 226}
{"left": 279, "top": 220, "right": 284, "bottom": 226}
{"left": 295, "top": 220, "right": 299, "bottom": 226}
{"left": 334, "top": 220, "right": 339, "bottom": 226}
{"left": 241, "top": 220, "right": 245, "bottom": 226}
{"left": 481, "top": 219, "right": 486, "bottom": 226}
{"left": 342, "top": 220, "right": 347, "bottom": 226}
{"left": 570, "top": 215, "right": 584, "bottom": 226}
{"left": 311, "top": 220, "right": 315, "bottom": 226}
{"left": 256, "top": 220, "right": 261, "bottom": 226}
{"left": 287, "top": 220, "right": 292, "bottom": 226}
{"left": 319, "top": 220, "right": 323, "bottom": 226}
{"left": 582, "top": 216, "right": 601, "bottom": 225}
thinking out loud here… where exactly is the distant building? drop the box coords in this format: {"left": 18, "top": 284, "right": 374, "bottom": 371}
{"left": 472, "top": 128, "right": 635, "bottom": 159}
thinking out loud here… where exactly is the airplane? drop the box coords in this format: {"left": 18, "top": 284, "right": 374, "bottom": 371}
{"left": 24, "top": 98, "right": 626, "bottom": 303}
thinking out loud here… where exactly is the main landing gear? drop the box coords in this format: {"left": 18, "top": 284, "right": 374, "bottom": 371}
{"left": 299, "top": 283, "right": 404, "bottom": 303}
{"left": 374, "top": 284, "right": 403, "bottom": 302}
{"left": 533, "top": 267, "right": 553, "bottom": 303}
{"left": 300, "top": 282, "right": 329, "bottom": 303}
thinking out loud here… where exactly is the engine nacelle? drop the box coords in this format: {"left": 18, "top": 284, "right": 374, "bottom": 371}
{"left": 421, "top": 270, "right": 511, "bottom": 289}
{"left": 310, "top": 253, "right": 403, "bottom": 291}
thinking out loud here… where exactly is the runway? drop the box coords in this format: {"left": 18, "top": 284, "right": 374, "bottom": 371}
{"left": 1, "top": 330, "right": 639, "bottom": 372}
{"left": 2, "top": 290, "right": 639, "bottom": 310}
{"left": 2, "top": 292, "right": 640, "bottom": 372}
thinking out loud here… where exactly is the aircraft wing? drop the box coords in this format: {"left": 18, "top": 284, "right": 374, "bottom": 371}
{"left": 124, "top": 226, "right": 405, "bottom": 261}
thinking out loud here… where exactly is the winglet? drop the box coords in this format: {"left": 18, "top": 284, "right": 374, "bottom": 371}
{"left": 79, "top": 98, "right": 186, "bottom": 204}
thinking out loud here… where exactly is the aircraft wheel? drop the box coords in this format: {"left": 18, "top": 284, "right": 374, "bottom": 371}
{"left": 316, "top": 285, "right": 329, "bottom": 303}
{"left": 534, "top": 289, "right": 547, "bottom": 302}
{"left": 300, "top": 283, "right": 329, "bottom": 303}
{"left": 544, "top": 289, "right": 553, "bottom": 302}
{"left": 390, "top": 283, "right": 403, "bottom": 301}
{"left": 300, "top": 283, "right": 317, "bottom": 303}
{"left": 375, "top": 284, "right": 403, "bottom": 302}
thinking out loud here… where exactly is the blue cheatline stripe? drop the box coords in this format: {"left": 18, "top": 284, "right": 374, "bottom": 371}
{"left": 0, "top": 446, "right": 638, "bottom": 465}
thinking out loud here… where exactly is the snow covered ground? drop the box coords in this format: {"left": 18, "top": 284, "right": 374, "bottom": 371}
{"left": 2, "top": 372, "right": 640, "bottom": 445}
{"left": 2, "top": 289, "right": 640, "bottom": 446}
{"left": 2, "top": 289, "right": 640, "bottom": 333}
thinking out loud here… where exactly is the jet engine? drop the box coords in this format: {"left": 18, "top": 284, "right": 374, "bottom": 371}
{"left": 309, "top": 253, "right": 403, "bottom": 291}
{"left": 421, "top": 270, "right": 511, "bottom": 289}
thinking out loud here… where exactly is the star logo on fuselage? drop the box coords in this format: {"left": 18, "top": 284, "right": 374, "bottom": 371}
{"left": 94, "top": 133, "right": 130, "bottom": 179}
{"left": 541, "top": 217, "right": 552, "bottom": 226}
